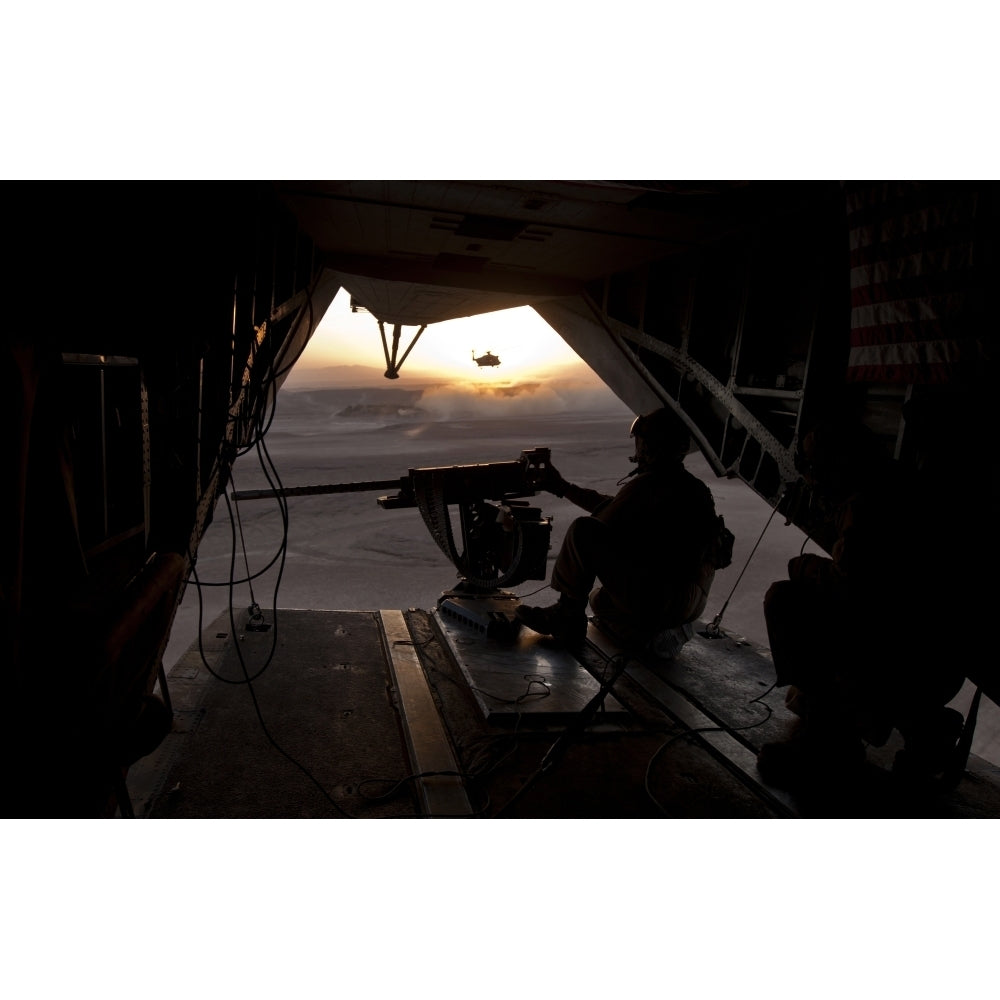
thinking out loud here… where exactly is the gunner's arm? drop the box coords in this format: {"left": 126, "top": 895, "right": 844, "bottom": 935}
{"left": 550, "top": 475, "right": 612, "bottom": 515}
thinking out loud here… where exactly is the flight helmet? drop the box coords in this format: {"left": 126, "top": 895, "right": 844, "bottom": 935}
{"left": 629, "top": 407, "right": 690, "bottom": 467}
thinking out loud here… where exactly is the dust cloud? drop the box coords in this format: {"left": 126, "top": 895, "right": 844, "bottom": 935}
{"left": 416, "top": 377, "right": 626, "bottom": 419}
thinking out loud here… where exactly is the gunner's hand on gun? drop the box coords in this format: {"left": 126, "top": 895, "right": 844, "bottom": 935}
{"left": 530, "top": 462, "right": 569, "bottom": 498}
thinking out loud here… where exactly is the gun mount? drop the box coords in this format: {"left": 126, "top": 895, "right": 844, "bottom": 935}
{"left": 377, "top": 447, "right": 553, "bottom": 590}
{"left": 232, "top": 448, "right": 556, "bottom": 638}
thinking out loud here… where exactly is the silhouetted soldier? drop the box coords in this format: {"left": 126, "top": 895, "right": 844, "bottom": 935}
{"left": 517, "top": 407, "right": 729, "bottom": 649}
{"left": 758, "top": 419, "right": 966, "bottom": 792}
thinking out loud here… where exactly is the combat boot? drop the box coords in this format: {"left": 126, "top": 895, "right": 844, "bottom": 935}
{"left": 893, "top": 706, "right": 965, "bottom": 787}
{"left": 757, "top": 718, "right": 866, "bottom": 794}
{"left": 516, "top": 595, "right": 588, "bottom": 644}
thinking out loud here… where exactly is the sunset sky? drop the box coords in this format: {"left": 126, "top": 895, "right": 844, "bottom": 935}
{"left": 295, "top": 289, "right": 591, "bottom": 383}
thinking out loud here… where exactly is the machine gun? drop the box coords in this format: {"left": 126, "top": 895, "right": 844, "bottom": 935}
{"left": 377, "top": 447, "right": 553, "bottom": 590}
{"left": 231, "top": 447, "right": 556, "bottom": 637}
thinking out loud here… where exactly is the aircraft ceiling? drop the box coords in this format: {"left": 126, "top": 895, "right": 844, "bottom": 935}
{"left": 274, "top": 180, "right": 789, "bottom": 326}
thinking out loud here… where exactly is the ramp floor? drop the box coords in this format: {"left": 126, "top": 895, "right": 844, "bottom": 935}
{"left": 127, "top": 606, "right": 1000, "bottom": 819}
{"left": 433, "top": 606, "right": 629, "bottom": 725}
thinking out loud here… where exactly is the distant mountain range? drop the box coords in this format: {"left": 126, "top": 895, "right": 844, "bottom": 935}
{"left": 282, "top": 360, "right": 605, "bottom": 391}
{"left": 281, "top": 364, "right": 434, "bottom": 390}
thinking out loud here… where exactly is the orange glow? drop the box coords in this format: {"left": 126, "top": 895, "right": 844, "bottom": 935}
{"left": 295, "top": 290, "right": 588, "bottom": 383}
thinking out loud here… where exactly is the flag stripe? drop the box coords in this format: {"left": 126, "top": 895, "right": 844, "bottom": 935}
{"left": 847, "top": 363, "right": 956, "bottom": 385}
{"left": 848, "top": 220, "right": 979, "bottom": 268}
{"left": 848, "top": 338, "right": 981, "bottom": 369}
{"left": 850, "top": 291, "right": 970, "bottom": 329}
{"left": 849, "top": 319, "right": 944, "bottom": 347}
{"left": 849, "top": 243, "right": 975, "bottom": 290}
{"left": 845, "top": 183, "right": 979, "bottom": 228}
{"left": 844, "top": 182, "right": 983, "bottom": 385}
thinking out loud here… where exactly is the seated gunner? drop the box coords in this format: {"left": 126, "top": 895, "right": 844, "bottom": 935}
{"left": 516, "top": 407, "right": 728, "bottom": 648}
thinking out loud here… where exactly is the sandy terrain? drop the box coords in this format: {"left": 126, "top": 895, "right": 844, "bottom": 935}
{"left": 162, "top": 380, "right": 998, "bottom": 767}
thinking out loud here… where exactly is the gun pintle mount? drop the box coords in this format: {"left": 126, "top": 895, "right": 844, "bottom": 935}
{"left": 231, "top": 448, "right": 555, "bottom": 637}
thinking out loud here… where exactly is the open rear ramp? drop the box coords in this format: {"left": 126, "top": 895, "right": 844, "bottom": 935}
{"left": 130, "top": 607, "right": 1000, "bottom": 819}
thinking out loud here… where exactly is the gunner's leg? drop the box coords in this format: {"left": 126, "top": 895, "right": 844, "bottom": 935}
{"left": 516, "top": 517, "right": 609, "bottom": 643}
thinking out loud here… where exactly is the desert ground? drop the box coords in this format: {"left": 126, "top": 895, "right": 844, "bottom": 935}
{"left": 162, "top": 379, "right": 999, "bottom": 767}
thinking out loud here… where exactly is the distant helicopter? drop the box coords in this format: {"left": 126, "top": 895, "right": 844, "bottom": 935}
{"left": 472, "top": 350, "right": 501, "bottom": 368}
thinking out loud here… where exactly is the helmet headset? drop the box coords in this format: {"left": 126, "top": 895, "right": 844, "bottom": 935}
{"left": 628, "top": 408, "right": 690, "bottom": 465}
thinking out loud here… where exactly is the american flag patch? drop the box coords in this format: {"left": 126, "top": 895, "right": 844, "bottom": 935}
{"left": 845, "top": 182, "right": 989, "bottom": 383}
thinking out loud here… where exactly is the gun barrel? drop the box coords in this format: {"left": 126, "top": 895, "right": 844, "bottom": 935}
{"left": 229, "top": 447, "right": 553, "bottom": 590}
{"left": 231, "top": 478, "right": 405, "bottom": 501}
{"left": 232, "top": 448, "right": 551, "bottom": 506}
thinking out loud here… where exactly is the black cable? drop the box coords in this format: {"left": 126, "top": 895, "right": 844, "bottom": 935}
{"left": 644, "top": 726, "right": 721, "bottom": 816}
{"left": 492, "top": 653, "right": 630, "bottom": 817}
{"left": 184, "top": 513, "right": 276, "bottom": 686}
{"left": 356, "top": 771, "right": 494, "bottom": 817}
{"left": 238, "top": 364, "right": 281, "bottom": 455}
{"left": 355, "top": 712, "right": 525, "bottom": 816}
{"left": 363, "top": 626, "right": 779, "bottom": 819}
{"left": 249, "top": 429, "right": 293, "bottom": 643}
{"left": 414, "top": 650, "right": 529, "bottom": 784}
{"left": 193, "top": 426, "right": 292, "bottom": 590}
{"left": 390, "top": 633, "right": 540, "bottom": 798}
{"left": 184, "top": 385, "right": 292, "bottom": 687}
{"left": 207, "top": 438, "right": 356, "bottom": 816}
{"left": 227, "top": 285, "right": 317, "bottom": 454}
{"left": 165, "top": 291, "right": 367, "bottom": 816}
{"left": 643, "top": 682, "right": 777, "bottom": 815}
{"left": 230, "top": 472, "right": 258, "bottom": 610}
{"left": 186, "top": 287, "right": 324, "bottom": 610}
{"left": 357, "top": 769, "right": 462, "bottom": 800}
{"left": 224, "top": 601, "right": 355, "bottom": 819}
{"left": 187, "top": 552, "right": 287, "bottom": 588}
{"left": 353, "top": 768, "right": 488, "bottom": 818}
{"left": 380, "top": 624, "right": 534, "bottom": 807}
{"left": 471, "top": 674, "right": 552, "bottom": 707}
{"left": 190, "top": 282, "right": 317, "bottom": 501}
{"left": 468, "top": 714, "right": 524, "bottom": 783}
{"left": 750, "top": 681, "right": 777, "bottom": 708}
{"left": 799, "top": 532, "right": 816, "bottom": 557}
